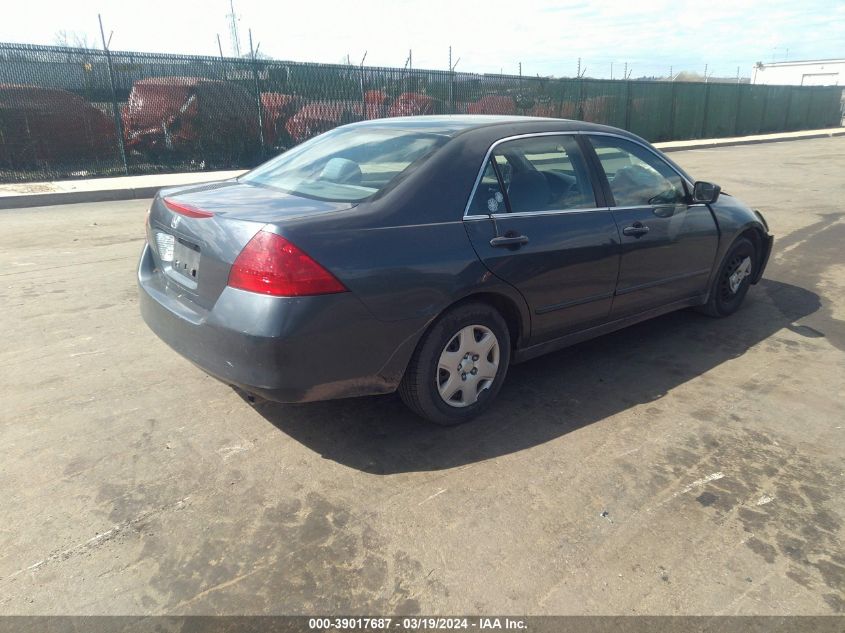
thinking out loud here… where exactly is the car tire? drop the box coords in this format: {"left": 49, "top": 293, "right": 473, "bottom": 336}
{"left": 698, "top": 237, "right": 756, "bottom": 318}
{"left": 399, "top": 302, "right": 511, "bottom": 425}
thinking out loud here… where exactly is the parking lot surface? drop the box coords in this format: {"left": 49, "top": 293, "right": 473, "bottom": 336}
{"left": 1, "top": 138, "right": 844, "bottom": 615}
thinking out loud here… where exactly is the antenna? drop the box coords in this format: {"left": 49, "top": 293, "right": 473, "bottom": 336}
{"left": 227, "top": 0, "right": 241, "bottom": 57}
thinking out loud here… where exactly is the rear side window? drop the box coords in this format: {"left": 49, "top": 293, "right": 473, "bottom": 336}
{"left": 472, "top": 135, "right": 596, "bottom": 214}
{"left": 469, "top": 159, "right": 508, "bottom": 214}
{"left": 243, "top": 126, "right": 447, "bottom": 202}
{"left": 589, "top": 135, "right": 686, "bottom": 206}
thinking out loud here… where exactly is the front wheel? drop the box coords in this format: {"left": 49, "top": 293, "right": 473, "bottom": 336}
{"left": 698, "top": 237, "right": 756, "bottom": 317}
{"left": 399, "top": 302, "right": 511, "bottom": 425}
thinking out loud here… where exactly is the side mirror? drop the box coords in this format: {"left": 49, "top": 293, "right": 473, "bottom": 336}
{"left": 692, "top": 181, "right": 721, "bottom": 204}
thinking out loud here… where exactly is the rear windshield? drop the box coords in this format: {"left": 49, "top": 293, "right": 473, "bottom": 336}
{"left": 241, "top": 126, "right": 448, "bottom": 202}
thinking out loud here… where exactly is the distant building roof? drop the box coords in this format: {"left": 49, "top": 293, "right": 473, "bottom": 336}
{"left": 755, "top": 59, "right": 845, "bottom": 67}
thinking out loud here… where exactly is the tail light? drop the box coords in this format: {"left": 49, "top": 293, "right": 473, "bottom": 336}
{"left": 228, "top": 230, "right": 347, "bottom": 297}
{"left": 144, "top": 209, "right": 153, "bottom": 245}
{"left": 163, "top": 197, "right": 214, "bottom": 218}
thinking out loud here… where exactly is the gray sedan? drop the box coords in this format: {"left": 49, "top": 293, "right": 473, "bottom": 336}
{"left": 138, "top": 115, "right": 773, "bottom": 425}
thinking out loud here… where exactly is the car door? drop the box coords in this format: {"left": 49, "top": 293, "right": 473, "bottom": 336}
{"left": 585, "top": 134, "right": 719, "bottom": 317}
{"left": 463, "top": 133, "right": 620, "bottom": 344}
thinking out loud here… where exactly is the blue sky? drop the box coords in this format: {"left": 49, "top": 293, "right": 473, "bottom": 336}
{"left": 2, "top": 0, "right": 843, "bottom": 78}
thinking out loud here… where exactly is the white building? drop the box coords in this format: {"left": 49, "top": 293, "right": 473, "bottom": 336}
{"left": 752, "top": 59, "right": 845, "bottom": 86}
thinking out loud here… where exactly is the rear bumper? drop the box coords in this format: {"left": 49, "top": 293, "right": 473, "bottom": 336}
{"left": 137, "top": 244, "right": 424, "bottom": 402}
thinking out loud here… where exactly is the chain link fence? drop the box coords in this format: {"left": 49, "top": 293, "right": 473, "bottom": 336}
{"left": 1, "top": 42, "right": 842, "bottom": 183}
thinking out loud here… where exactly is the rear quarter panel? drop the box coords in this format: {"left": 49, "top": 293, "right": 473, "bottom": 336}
{"left": 277, "top": 211, "right": 518, "bottom": 324}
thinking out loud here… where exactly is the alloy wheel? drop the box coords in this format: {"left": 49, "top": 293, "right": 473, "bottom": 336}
{"left": 721, "top": 255, "right": 753, "bottom": 300}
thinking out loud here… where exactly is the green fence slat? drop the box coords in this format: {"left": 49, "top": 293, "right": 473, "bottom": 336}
{"left": 735, "top": 84, "right": 767, "bottom": 135}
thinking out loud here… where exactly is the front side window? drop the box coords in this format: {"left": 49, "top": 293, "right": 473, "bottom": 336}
{"left": 243, "top": 126, "right": 447, "bottom": 202}
{"left": 589, "top": 136, "right": 686, "bottom": 207}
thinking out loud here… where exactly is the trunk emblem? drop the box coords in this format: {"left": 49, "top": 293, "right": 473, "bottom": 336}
{"left": 170, "top": 215, "right": 181, "bottom": 229}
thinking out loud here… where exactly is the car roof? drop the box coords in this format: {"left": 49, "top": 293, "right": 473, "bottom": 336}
{"left": 344, "top": 114, "right": 625, "bottom": 137}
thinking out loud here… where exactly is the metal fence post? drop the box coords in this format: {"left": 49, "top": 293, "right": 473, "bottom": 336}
{"left": 760, "top": 87, "right": 770, "bottom": 134}
{"left": 701, "top": 82, "right": 711, "bottom": 139}
{"left": 803, "top": 88, "right": 814, "bottom": 130}
{"left": 783, "top": 87, "right": 794, "bottom": 131}
{"left": 248, "top": 30, "right": 265, "bottom": 157}
{"left": 669, "top": 79, "right": 677, "bottom": 139}
{"left": 733, "top": 83, "right": 743, "bottom": 136}
{"left": 448, "top": 47, "right": 453, "bottom": 115}
{"left": 575, "top": 76, "right": 584, "bottom": 121}
{"left": 359, "top": 53, "right": 367, "bottom": 121}
{"left": 556, "top": 79, "right": 565, "bottom": 118}
{"left": 98, "top": 15, "right": 129, "bottom": 175}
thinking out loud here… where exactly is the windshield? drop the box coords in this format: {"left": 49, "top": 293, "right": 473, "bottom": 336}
{"left": 242, "top": 126, "right": 448, "bottom": 202}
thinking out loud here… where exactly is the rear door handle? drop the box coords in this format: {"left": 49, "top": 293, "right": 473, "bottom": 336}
{"left": 490, "top": 234, "right": 529, "bottom": 248}
{"left": 622, "top": 223, "right": 650, "bottom": 237}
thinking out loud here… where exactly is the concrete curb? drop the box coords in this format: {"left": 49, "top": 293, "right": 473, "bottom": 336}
{"left": 657, "top": 127, "right": 845, "bottom": 153}
{"left": 0, "top": 185, "right": 172, "bottom": 210}
{"left": 2, "top": 127, "right": 843, "bottom": 209}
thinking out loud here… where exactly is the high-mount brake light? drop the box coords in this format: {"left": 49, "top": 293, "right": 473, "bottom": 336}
{"left": 163, "top": 197, "right": 214, "bottom": 218}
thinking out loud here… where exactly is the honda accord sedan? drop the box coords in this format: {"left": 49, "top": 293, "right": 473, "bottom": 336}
{"left": 138, "top": 115, "right": 773, "bottom": 425}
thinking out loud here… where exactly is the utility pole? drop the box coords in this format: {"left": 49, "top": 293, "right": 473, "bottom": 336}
{"left": 736, "top": 66, "right": 740, "bottom": 83}
{"left": 577, "top": 57, "right": 581, "bottom": 78}
{"left": 227, "top": 0, "right": 241, "bottom": 57}
{"left": 623, "top": 62, "right": 627, "bottom": 80}
{"left": 669, "top": 65, "right": 673, "bottom": 81}
{"left": 704, "top": 63, "right": 708, "bottom": 83}
{"left": 610, "top": 62, "right": 613, "bottom": 80}
{"left": 98, "top": 14, "right": 128, "bottom": 175}
{"left": 408, "top": 49, "right": 412, "bottom": 70}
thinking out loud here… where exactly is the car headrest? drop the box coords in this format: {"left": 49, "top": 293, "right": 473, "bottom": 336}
{"left": 321, "top": 157, "right": 362, "bottom": 185}
{"left": 508, "top": 170, "right": 550, "bottom": 212}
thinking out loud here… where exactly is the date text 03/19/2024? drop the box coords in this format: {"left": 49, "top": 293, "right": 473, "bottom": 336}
{"left": 307, "top": 617, "right": 528, "bottom": 630}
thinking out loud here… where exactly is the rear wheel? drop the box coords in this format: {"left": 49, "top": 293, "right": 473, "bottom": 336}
{"left": 698, "top": 237, "right": 756, "bottom": 317}
{"left": 399, "top": 302, "right": 511, "bottom": 425}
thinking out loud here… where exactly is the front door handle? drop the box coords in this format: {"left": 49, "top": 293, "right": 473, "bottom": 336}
{"left": 490, "top": 234, "right": 529, "bottom": 248}
{"left": 622, "top": 222, "right": 650, "bottom": 237}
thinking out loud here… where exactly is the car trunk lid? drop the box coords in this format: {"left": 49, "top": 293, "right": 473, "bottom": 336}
{"left": 146, "top": 180, "right": 354, "bottom": 311}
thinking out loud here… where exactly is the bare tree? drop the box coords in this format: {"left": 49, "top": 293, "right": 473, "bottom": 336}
{"left": 53, "top": 30, "right": 94, "bottom": 49}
